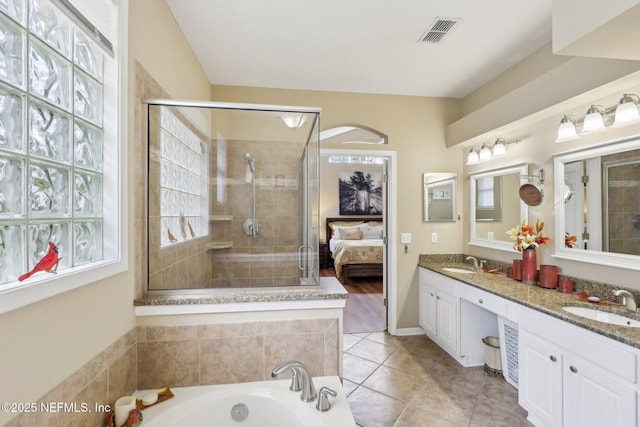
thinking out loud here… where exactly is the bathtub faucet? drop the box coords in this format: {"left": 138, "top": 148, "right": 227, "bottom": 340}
{"left": 271, "top": 361, "right": 317, "bottom": 402}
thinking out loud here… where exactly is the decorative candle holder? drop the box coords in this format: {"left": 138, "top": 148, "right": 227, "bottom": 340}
{"left": 539, "top": 265, "right": 558, "bottom": 288}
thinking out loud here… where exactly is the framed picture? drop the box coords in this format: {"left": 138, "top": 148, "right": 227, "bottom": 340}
{"left": 339, "top": 171, "right": 383, "bottom": 215}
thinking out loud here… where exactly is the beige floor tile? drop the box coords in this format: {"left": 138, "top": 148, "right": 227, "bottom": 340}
{"left": 394, "top": 404, "right": 462, "bottom": 427}
{"left": 343, "top": 353, "right": 380, "bottom": 384}
{"left": 344, "top": 333, "right": 366, "bottom": 351}
{"left": 362, "top": 365, "right": 424, "bottom": 402}
{"left": 347, "top": 338, "right": 397, "bottom": 364}
{"left": 348, "top": 386, "right": 407, "bottom": 427}
{"left": 343, "top": 333, "right": 530, "bottom": 427}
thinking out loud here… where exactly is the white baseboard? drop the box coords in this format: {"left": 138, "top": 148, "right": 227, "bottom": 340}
{"left": 391, "top": 327, "right": 425, "bottom": 336}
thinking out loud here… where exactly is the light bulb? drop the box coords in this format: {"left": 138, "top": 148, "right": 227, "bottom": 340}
{"left": 466, "top": 149, "right": 479, "bottom": 165}
{"left": 492, "top": 139, "right": 507, "bottom": 156}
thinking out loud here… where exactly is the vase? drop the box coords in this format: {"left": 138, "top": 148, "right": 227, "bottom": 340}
{"left": 522, "top": 248, "right": 537, "bottom": 285}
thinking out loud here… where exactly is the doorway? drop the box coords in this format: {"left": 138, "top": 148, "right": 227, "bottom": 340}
{"left": 319, "top": 144, "right": 397, "bottom": 334}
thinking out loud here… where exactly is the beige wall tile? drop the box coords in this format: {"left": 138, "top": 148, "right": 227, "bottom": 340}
{"left": 137, "top": 341, "right": 200, "bottom": 389}
{"left": 264, "top": 332, "right": 324, "bottom": 378}
{"left": 200, "top": 336, "right": 264, "bottom": 384}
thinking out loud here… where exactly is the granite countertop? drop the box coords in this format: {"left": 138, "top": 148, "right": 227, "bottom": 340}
{"left": 419, "top": 257, "right": 640, "bottom": 351}
{"left": 134, "top": 276, "right": 348, "bottom": 306}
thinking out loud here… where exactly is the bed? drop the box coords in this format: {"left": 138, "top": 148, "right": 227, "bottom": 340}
{"left": 325, "top": 217, "right": 384, "bottom": 284}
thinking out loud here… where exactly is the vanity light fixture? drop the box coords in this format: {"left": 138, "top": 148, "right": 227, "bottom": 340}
{"left": 466, "top": 138, "right": 521, "bottom": 164}
{"left": 613, "top": 94, "right": 640, "bottom": 127}
{"left": 580, "top": 105, "right": 606, "bottom": 134}
{"left": 555, "top": 115, "right": 579, "bottom": 143}
{"left": 281, "top": 113, "right": 307, "bottom": 129}
{"left": 556, "top": 93, "right": 640, "bottom": 142}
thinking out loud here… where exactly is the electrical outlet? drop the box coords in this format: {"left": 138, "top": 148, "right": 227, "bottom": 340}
{"left": 401, "top": 233, "right": 412, "bottom": 244}
{"left": 488, "top": 231, "right": 494, "bottom": 240}
{"left": 431, "top": 232, "right": 438, "bottom": 243}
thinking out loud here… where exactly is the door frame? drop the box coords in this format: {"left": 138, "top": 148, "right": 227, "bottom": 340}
{"left": 319, "top": 148, "right": 398, "bottom": 334}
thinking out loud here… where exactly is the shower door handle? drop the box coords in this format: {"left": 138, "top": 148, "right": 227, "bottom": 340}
{"left": 298, "top": 246, "right": 315, "bottom": 271}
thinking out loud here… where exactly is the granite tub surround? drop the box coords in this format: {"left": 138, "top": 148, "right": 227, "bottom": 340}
{"left": 6, "top": 329, "right": 137, "bottom": 427}
{"left": 136, "top": 317, "right": 340, "bottom": 390}
{"left": 419, "top": 254, "right": 640, "bottom": 349}
{"left": 135, "top": 276, "right": 347, "bottom": 308}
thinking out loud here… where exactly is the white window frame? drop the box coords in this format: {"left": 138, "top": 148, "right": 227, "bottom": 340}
{"left": 0, "top": 0, "right": 128, "bottom": 314}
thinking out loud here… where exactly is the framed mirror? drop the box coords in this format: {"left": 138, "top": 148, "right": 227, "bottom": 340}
{"left": 469, "top": 164, "right": 528, "bottom": 251}
{"left": 423, "top": 173, "right": 457, "bottom": 222}
{"left": 554, "top": 136, "right": 640, "bottom": 271}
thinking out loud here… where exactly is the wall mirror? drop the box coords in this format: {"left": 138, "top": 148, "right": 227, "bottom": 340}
{"left": 554, "top": 137, "right": 640, "bottom": 270}
{"left": 423, "top": 173, "right": 457, "bottom": 222}
{"left": 469, "top": 164, "right": 528, "bottom": 251}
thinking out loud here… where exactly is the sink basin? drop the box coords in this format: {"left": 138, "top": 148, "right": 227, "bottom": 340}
{"left": 442, "top": 267, "right": 476, "bottom": 274}
{"left": 562, "top": 306, "right": 640, "bottom": 327}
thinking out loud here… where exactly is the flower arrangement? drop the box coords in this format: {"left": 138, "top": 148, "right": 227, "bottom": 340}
{"left": 565, "top": 232, "right": 577, "bottom": 248}
{"left": 506, "top": 219, "right": 551, "bottom": 252}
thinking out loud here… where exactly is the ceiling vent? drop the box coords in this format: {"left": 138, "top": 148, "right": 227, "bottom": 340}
{"left": 418, "top": 17, "right": 462, "bottom": 44}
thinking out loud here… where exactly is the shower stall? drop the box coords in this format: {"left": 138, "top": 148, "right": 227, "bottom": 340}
{"left": 144, "top": 99, "right": 321, "bottom": 291}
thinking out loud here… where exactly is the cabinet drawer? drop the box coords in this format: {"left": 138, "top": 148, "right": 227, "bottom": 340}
{"left": 521, "top": 309, "right": 637, "bottom": 383}
{"left": 460, "top": 285, "right": 507, "bottom": 317}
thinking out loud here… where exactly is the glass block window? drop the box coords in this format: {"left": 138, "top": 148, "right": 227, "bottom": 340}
{"left": 0, "top": 0, "right": 111, "bottom": 287}
{"left": 159, "top": 108, "right": 208, "bottom": 247}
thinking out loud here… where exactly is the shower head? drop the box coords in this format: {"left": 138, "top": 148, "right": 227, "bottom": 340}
{"left": 243, "top": 152, "right": 255, "bottom": 174}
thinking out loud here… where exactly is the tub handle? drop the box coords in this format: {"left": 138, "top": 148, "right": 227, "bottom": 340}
{"left": 316, "top": 386, "right": 337, "bottom": 412}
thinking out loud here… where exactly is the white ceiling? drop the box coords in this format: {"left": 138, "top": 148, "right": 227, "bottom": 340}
{"left": 165, "top": 0, "right": 552, "bottom": 98}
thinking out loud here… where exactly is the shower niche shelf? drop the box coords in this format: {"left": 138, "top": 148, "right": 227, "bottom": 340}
{"left": 206, "top": 241, "right": 233, "bottom": 251}
{"left": 210, "top": 215, "right": 233, "bottom": 222}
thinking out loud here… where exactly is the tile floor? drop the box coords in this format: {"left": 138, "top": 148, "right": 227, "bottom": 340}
{"left": 343, "top": 332, "right": 533, "bottom": 427}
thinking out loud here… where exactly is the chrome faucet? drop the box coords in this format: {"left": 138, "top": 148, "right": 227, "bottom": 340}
{"left": 614, "top": 290, "right": 638, "bottom": 312}
{"left": 466, "top": 256, "right": 486, "bottom": 270}
{"left": 466, "top": 256, "right": 479, "bottom": 268}
{"left": 271, "top": 361, "right": 317, "bottom": 402}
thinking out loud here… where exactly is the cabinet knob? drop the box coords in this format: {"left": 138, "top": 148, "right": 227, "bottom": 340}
{"left": 430, "top": 293, "right": 434, "bottom": 297}
{"left": 478, "top": 299, "right": 483, "bottom": 304}
{"left": 436, "top": 296, "right": 440, "bottom": 300}
{"left": 569, "top": 366, "right": 578, "bottom": 373}
{"left": 549, "top": 355, "right": 557, "bottom": 362}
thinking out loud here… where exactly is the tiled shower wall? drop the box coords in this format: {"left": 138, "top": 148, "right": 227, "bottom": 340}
{"left": 7, "top": 316, "right": 340, "bottom": 426}
{"left": 605, "top": 150, "right": 640, "bottom": 255}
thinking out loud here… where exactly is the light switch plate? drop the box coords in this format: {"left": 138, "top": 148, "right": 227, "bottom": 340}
{"left": 401, "top": 233, "right": 412, "bottom": 244}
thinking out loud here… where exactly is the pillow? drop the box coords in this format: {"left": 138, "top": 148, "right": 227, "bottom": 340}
{"left": 367, "top": 221, "right": 383, "bottom": 228}
{"left": 341, "top": 228, "right": 362, "bottom": 240}
{"left": 333, "top": 224, "right": 361, "bottom": 239}
{"left": 362, "top": 224, "right": 383, "bottom": 239}
{"left": 331, "top": 222, "right": 363, "bottom": 239}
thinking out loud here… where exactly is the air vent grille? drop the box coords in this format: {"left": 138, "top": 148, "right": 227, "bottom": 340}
{"left": 418, "top": 17, "right": 462, "bottom": 44}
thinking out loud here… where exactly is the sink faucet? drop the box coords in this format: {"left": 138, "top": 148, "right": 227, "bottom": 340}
{"left": 271, "top": 361, "right": 317, "bottom": 402}
{"left": 465, "top": 256, "right": 486, "bottom": 270}
{"left": 466, "top": 256, "right": 479, "bottom": 268}
{"left": 614, "top": 290, "right": 638, "bottom": 312}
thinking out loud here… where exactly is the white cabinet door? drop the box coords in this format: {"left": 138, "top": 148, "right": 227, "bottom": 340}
{"left": 519, "top": 330, "right": 563, "bottom": 427}
{"left": 564, "top": 354, "right": 637, "bottom": 427}
{"left": 419, "top": 282, "right": 436, "bottom": 336}
{"left": 436, "top": 291, "right": 458, "bottom": 354}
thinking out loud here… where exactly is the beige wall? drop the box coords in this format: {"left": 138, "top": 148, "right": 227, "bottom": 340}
{"left": 212, "top": 85, "right": 464, "bottom": 329}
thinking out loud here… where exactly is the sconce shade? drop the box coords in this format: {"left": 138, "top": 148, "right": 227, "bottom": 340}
{"left": 580, "top": 105, "right": 606, "bottom": 134}
{"left": 492, "top": 139, "right": 507, "bottom": 156}
{"left": 466, "top": 149, "right": 479, "bottom": 165}
{"left": 613, "top": 94, "right": 640, "bottom": 127}
{"left": 555, "top": 115, "right": 579, "bottom": 143}
{"left": 479, "top": 143, "right": 492, "bottom": 161}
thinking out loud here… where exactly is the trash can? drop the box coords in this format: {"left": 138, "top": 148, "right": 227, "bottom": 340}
{"left": 482, "top": 336, "right": 502, "bottom": 376}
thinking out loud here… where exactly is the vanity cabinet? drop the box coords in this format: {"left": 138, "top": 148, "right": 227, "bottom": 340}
{"left": 419, "top": 268, "right": 459, "bottom": 357}
{"left": 519, "top": 309, "right": 638, "bottom": 427}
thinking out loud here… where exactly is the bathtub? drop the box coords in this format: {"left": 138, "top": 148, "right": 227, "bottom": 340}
{"left": 136, "top": 376, "right": 356, "bottom": 427}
